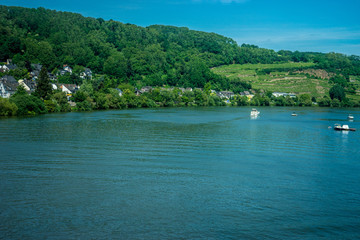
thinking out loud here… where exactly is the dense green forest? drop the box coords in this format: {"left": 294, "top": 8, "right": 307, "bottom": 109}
{"left": 1, "top": 5, "right": 360, "bottom": 88}
{"left": 1, "top": 5, "right": 360, "bottom": 116}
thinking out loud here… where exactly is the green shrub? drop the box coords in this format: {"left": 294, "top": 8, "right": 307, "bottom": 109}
{"left": 0, "top": 97, "right": 18, "bottom": 116}
{"left": 10, "top": 95, "right": 47, "bottom": 115}
{"left": 44, "top": 99, "right": 60, "bottom": 113}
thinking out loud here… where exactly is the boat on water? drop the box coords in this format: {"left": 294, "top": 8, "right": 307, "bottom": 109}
{"left": 291, "top": 112, "right": 297, "bottom": 116}
{"left": 250, "top": 108, "right": 260, "bottom": 117}
{"left": 334, "top": 124, "right": 356, "bottom": 131}
{"left": 348, "top": 114, "right": 354, "bottom": 120}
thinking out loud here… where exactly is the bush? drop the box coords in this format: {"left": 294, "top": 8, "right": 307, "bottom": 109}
{"left": 75, "top": 100, "right": 93, "bottom": 111}
{"left": 318, "top": 96, "right": 331, "bottom": 107}
{"left": 94, "top": 93, "right": 110, "bottom": 110}
{"left": 10, "top": 94, "right": 47, "bottom": 115}
{"left": 331, "top": 98, "right": 341, "bottom": 107}
{"left": 0, "top": 97, "right": 18, "bottom": 116}
{"left": 52, "top": 92, "right": 71, "bottom": 112}
{"left": 44, "top": 99, "right": 60, "bottom": 113}
{"left": 298, "top": 94, "right": 312, "bottom": 106}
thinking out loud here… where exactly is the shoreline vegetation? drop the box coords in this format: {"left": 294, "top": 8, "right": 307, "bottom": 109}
{"left": 1, "top": 81, "right": 359, "bottom": 117}
{"left": 1, "top": 5, "right": 360, "bottom": 117}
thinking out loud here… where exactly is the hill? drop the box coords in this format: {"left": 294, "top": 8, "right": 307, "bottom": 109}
{"left": 0, "top": 5, "right": 241, "bottom": 89}
{"left": 212, "top": 61, "right": 360, "bottom": 101}
{"left": 1, "top": 5, "right": 360, "bottom": 97}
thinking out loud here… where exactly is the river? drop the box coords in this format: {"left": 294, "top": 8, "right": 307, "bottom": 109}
{"left": 1, "top": 107, "right": 360, "bottom": 239}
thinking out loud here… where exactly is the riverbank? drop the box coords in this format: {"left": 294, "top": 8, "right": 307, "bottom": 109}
{"left": 1, "top": 87, "right": 360, "bottom": 118}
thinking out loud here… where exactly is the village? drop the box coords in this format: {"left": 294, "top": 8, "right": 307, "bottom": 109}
{"left": 0, "top": 59, "right": 298, "bottom": 104}
{"left": 0, "top": 60, "right": 90, "bottom": 100}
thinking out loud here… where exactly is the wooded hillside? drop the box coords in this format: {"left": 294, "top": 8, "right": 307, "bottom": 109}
{"left": 1, "top": 5, "right": 360, "bottom": 91}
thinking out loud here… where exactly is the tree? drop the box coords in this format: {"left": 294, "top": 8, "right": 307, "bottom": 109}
{"left": 24, "top": 39, "right": 56, "bottom": 68}
{"left": 318, "top": 96, "right": 331, "bottom": 107}
{"left": 13, "top": 85, "right": 27, "bottom": 97}
{"left": 330, "top": 75, "right": 348, "bottom": 87}
{"left": 236, "top": 96, "right": 249, "bottom": 106}
{"left": 329, "top": 84, "right": 345, "bottom": 101}
{"left": 298, "top": 94, "right": 312, "bottom": 106}
{"left": 184, "top": 58, "right": 208, "bottom": 88}
{"left": 204, "top": 82, "right": 212, "bottom": 95}
{"left": 0, "top": 98, "right": 18, "bottom": 116}
{"left": 103, "top": 52, "right": 127, "bottom": 78}
{"left": 35, "top": 66, "right": 52, "bottom": 99}
{"left": 331, "top": 98, "right": 341, "bottom": 107}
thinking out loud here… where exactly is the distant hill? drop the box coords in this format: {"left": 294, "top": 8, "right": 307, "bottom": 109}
{"left": 1, "top": 5, "right": 360, "bottom": 95}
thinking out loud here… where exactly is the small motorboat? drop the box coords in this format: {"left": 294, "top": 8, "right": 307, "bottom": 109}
{"left": 291, "top": 112, "right": 297, "bottom": 116}
{"left": 334, "top": 124, "right": 356, "bottom": 131}
{"left": 250, "top": 108, "right": 260, "bottom": 117}
{"left": 348, "top": 114, "right": 354, "bottom": 120}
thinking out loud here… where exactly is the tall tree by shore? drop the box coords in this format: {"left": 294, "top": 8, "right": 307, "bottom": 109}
{"left": 35, "top": 66, "right": 52, "bottom": 99}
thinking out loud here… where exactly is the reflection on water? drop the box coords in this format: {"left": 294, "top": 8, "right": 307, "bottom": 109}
{"left": 0, "top": 107, "right": 360, "bottom": 239}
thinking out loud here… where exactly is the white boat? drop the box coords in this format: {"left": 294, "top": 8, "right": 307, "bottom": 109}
{"left": 348, "top": 114, "right": 354, "bottom": 120}
{"left": 291, "top": 112, "right": 297, "bottom": 116}
{"left": 250, "top": 108, "right": 260, "bottom": 116}
{"left": 334, "top": 124, "right": 356, "bottom": 131}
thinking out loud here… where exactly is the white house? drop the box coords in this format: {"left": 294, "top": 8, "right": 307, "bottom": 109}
{"left": 80, "top": 68, "right": 92, "bottom": 79}
{"left": 63, "top": 65, "right": 72, "bottom": 74}
{"left": 18, "top": 79, "right": 30, "bottom": 91}
{"left": 272, "top": 92, "right": 296, "bottom": 98}
{"left": 0, "top": 64, "right": 9, "bottom": 72}
{"left": 59, "top": 84, "right": 79, "bottom": 96}
{"left": 217, "top": 91, "right": 235, "bottom": 99}
{"left": 0, "top": 81, "right": 10, "bottom": 98}
{"left": 0, "top": 63, "right": 17, "bottom": 73}
{"left": 18, "top": 79, "right": 37, "bottom": 93}
{"left": 59, "top": 65, "right": 73, "bottom": 76}
{"left": 0, "top": 75, "right": 19, "bottom": 98}
{"left": 272, "top": 92, "right": 286, "bottom": 97}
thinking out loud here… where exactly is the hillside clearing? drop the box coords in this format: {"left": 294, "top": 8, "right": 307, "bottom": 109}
{"left": 212, "top": 62, "right": 332, "bottom": 97}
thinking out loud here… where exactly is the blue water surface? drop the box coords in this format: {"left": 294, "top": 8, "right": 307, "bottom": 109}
{"left": 1, "top": 107, "right": 360, "bottom": 239}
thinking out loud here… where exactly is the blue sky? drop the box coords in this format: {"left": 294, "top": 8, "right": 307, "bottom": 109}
{"left": 2, "top": 0, "right": 360, "bottom": 55}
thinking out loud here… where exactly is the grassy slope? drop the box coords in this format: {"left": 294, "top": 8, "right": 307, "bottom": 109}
{"left": 212, "top": 62, "right": 334, "bottom": 97}
{"left": 348, "top": 75, "right": 360, "bottom": 100}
